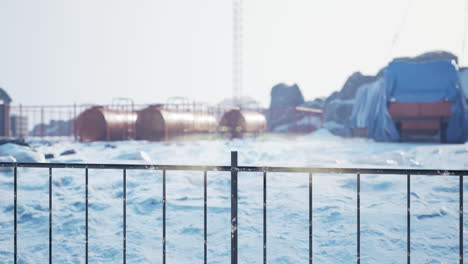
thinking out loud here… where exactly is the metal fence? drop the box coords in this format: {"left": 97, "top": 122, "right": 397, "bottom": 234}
{"left": 9, "top": 103, "right": 324, "bottom": 140}
{"left": 8, "top": 100, "right": 233, "bottom": 139}
{"left": 1, "top": 151, "right": 467, "bottom": 264}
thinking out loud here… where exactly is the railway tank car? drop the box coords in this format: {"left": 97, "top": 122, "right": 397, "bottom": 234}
{"left": 219, "top": 109, "right": 266, "bottom": 138}
{"left": 135, "top": 105, "right": 217, "bottom": 141}
{"left": 76, "top": 106, "right": 137, "bottom": 141}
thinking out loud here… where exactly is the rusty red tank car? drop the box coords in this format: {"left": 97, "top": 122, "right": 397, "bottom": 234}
{"left": 388, "top": 101, "right": 452, "bottom": 142}
{"left": 76, "top": 106, "right": 137, "bottom": 141}
{"left": 136, "top": 105, "right": 217, "bottom": 141}
{"left": 219, "top": 109, "right": 266, "bottom": 137}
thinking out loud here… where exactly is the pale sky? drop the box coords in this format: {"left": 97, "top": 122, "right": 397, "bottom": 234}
{"left": 0, "top": 0, "right": 467, "bottom": 107}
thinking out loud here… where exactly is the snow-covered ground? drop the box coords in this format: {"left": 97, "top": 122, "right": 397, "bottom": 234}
{"left": 1, "top": 130, "right": 468, "bottom": 263}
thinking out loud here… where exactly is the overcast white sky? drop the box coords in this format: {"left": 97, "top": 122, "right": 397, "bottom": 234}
{"left": 0, "top": 0, "right": 467, "bottom": 107}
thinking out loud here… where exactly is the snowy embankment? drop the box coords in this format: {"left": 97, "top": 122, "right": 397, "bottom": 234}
{"left": 0, "top": 130, "right": 467, "bottom": 263}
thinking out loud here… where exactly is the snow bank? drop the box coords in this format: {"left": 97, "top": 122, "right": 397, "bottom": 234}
{"left": 0, "top": 143, "right": 45, "bottom": 162}
{"left": 114, "top": 151, "right": 151, "bottom": 161}
{"left": 306, "top": 128, "right": 339, "bottom": 139}
{"left": 272, "top": 116, "right": 322, "bottom": 132}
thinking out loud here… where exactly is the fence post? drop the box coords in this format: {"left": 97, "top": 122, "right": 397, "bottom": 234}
{"left": 123, "top": 169, "right": 127, "bottom": 264}
{"left": 407, "top": 174, "right": 411, "bottom": 264}
{"left": 231, "top": 151, "right": 238, "bottom": 264}
{"left": 309, "top": 172, "right": 313, "bottom": 264}
{"left": 85, "top": 168, "right": 89, "bottom": 264}
{"left": 14, "top": 166, "right": 17, "bottom": 264}
{"left": 263, "top": 171, "right": 267, "bottom": 264}
{"left": 460, "top": 175, "right": 464, "bottom": 264}
{"left": 163, "top": 170, "right": 166, "bottom": 264}
{"left": 357, "top": 173, "right": 360, "bottom": 264}
{"left": 204, "top": 170, "right": 208, "bottom": 264}
{"left": 49, "top": 168, "right": 53, "bottom": 264}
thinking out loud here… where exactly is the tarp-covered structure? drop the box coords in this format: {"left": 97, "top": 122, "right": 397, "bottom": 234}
{"left": 461, "top": 68, "right": 468, "bottom": 100}
{"left": 351, "top": 59, "right": 468, "bottom": 143}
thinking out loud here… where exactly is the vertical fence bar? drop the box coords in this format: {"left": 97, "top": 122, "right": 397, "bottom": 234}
{"left": 85, "top": 168, "right": 89, "bottom": 264}
{"left": 68, "top": 110, "right": 72, "bottom": 137}
{"left": 204, "top": 170, "right": 208, "bottom": 264}
{"left": 460, "top": 175, "right": 464, "bottom": 264}
{"left": 357, "top": 173, "right": 360, "bottom": 264}
{"left": 19, "top": 104, "right": 23, "bottom": 138}
{"left": 231, "top": 151, "right": 238, "bottom": 264}
{"left": 263, "top": 171, "right": 267, "bottom": 264}
{"left": 14, "top": 166, "right": 17, "bottom": 264}
{"left": 41, "top": 107, "right": 44, "bottom": 138}
{"left": 309, "top": 172, "right": 313, "bottom": 264}
{"left": 73, "top": 103, "right": 77, "bottom": 141}
{"left": 407, "top": 174, "right": 411, "bottom": 264}
{"left": 163, "top": 170, "right": 166, "bottom": 264}
{"left": 49, "top": 168, "right": 53, "bottom": 264}
{"left": 123, "top": 169, "right": 127, "bottom": 264}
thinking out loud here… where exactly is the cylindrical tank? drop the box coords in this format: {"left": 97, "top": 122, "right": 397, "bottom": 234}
{"left": 219, "top": 109, "right": 267, "bottom": 136}
{"left": 76, "top": 106, "right": 137, "bottom": 141}
{"left": 136, "top": 105, "right": 217, "bottom": 141}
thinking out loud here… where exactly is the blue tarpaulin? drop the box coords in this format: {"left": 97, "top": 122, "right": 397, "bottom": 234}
{"left": 386, "top": 60, "right": 459, "bottom": 102}
{"left": 351, "top": 79, "right": 399, "bottom": 142}
{"left": 351, "top": 59, "right": 468, "bottom": 143}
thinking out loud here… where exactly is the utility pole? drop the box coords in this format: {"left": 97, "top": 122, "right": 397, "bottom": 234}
{"left": 462, "top": 0, "right": 468, "bottom": 65}
{"left": 233, "top": 0, "right": 243, "bottom": 106}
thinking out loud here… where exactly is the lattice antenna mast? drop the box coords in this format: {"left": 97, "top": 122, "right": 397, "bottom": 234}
{"left": 233, "top": 0, "right": 243, "bottom": 106}
{"left": 462, "top": 0, "right": 468, "bottom": 65}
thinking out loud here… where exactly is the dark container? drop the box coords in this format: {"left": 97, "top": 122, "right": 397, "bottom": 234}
{"left": 0, "top": 104, "right": 11, "bottom": 137}
{"left": 219, "top": 109, "right": 266, "bottom": 137}
{"left": 352, "top": 128, "right": 369, "bottom": 138}
{"left": 388, "top": 101, "right": 451, "bottom": 118}
{"left": 136, "top": 105, "right": 217, "bottom": 141}
{"left": 0, "top": 88, "right": 12, "bottom": 137}
{"left": 388, "top": 101, "right": 452, "bottom": 142}
{"left": 76, "top": 106, "right": 137, "bottom": 141}
{"left": 10, "top": 115, "right": 28, "bottom": 138}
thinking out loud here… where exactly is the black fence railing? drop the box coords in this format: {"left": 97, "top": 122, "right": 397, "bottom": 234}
{"left": 1, "top": 151, "right": 467, "bottom": 264}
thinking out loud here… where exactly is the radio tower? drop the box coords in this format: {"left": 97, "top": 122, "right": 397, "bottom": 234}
{"left": 233, "top": 0, "right": 243, "bottom": 106}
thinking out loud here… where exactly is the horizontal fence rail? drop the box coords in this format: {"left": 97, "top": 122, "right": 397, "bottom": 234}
{"left": 1, "top": 151, "right": 466, "bottom": 264}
